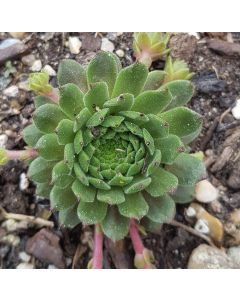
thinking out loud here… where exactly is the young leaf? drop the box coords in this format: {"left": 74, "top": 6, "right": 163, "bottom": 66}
{"left": 103, "top": 94, "right": 134, "bottom": 114}
{"left": 84, "top": 82, "right": 109, "bottom": 113}
{"left": 124, "top": 175, "right": 152, "bottom": 194}
{"left": 143, "top": 70, "right": 166, "bottom": 91}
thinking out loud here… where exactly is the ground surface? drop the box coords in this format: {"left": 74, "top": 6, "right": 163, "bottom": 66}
{"left": 0, "top": 32, "right": 240, "bottom": 269}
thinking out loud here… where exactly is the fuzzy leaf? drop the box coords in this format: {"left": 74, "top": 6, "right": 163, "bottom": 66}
{"left": 28, "top": 157, "right": 55, "bottom": 183}
{"left": 97, "top": 187, "right": 125, "bottom": 205}
{"left": 119, "top": 111, "right": 149, "bottom": 124}
{"left": 34, "top": 95, "right": 52, "bottom": 108}
{"left": 74, "top": 130, "right": 84, "bottom": 154}
{"left": 101, "top": 206, "right": 129, "bottom": 241}
{"left": 108, "top": 173, "right": 133, "bottom": 186}
{"left": 132, "top": 89, "right": 172, "bottom": 115}
{"left": 57, "top": 59, "right": 88, "bottom": 93}
{"left": 143, "top": 114, "right": 169, "bottom": 139}
{"left": 103, "top": 94, "right": 134, "bottom": 113}
{"left": 102, "top": 116, "right": 124, "bottom": 128}
{"left": 84, "top": 82, "right": 109, "bottom": 113}
{"left": 87, "top": 51, "right": 120, "bottom": 95}
{"left": 50, "top": 185, "right": 77, "bottom": 210}
{"left": 23, "top": 123, "right": 43, "bottom": 147}
{"left": 74, "top": 163, "right": 89, "bottom": 186}
{"left": 142, "top": 128, "right": 155, "bottom": 155}
{"left": 72, "top": 179, "right": 96, "bottom": 202}
{"left": 86, "top": 108, "right": 109, "bottom": 127}
{"left": 143, "top": 70, "right": 166, "bottom": 91}
{"left": 64, "top": 143, "right": 75, "bottom": 169}
{"left": 59, "top": 83, "right": 84, "bottom": 119}
{"left": 36, "top": 182, "right": 52, "bottom": 198}
{"left": 33, "top": 104, "right": 66, "bottom": 133}
{"left": 112, "top": 62, "right": 148, "bottom": 97}
{"left": 88, "top": 177, "right": 111, "bottom": 190}
{"left": 36, "top": 133, "right": 64, "bottom": 160}
{"left": 146, "top": 149, "right": 162, "bottom": 176}
{"left": 141, "top": 217, "right": 163, "bottom": 233}
{"left": 124, "top": 175, "right": 152, "bottom": 194}
{"left": 146, "top": 168, "right": 178, "bottom": 197}
{"left": 118, "top": 192, "right": 148, "bottom": 219}
{"left": 56, "top": 119, "right": 74, "bottom": 145}
{"left": 74, "top": 108, "right": 92, "bottom": 132}
{"left": 159, "top": 107, "right": 202, "bottom": 144}
{"left": 59, "top": 204, "right": 80, "bottom": 228}
{"left": 78, "top": 150, "right": 90, "bottom": 173}
{"left": 172, "top": 184, "right": 195, "bottom": 203}
{"left": 126, "top": 159, "right": 144, "bottom": 176}
{"left": 77, "top": 200, "right": 107, "bottom": 225}
{"left": 52, "top": 161, "right": 74, "bottom": 188}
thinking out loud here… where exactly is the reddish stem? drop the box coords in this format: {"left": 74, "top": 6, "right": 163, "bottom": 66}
{"left": 92, "top": 224, "right": 104, "bottom": 269}
{"left": 46, "top": 88, "right": 59, "bottom": 103}
{"left": 6, "top": 148, "right": 38, "bottom": 161}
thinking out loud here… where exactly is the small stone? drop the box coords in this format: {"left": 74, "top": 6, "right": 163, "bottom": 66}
{"left": 0, "top": 134, "right": 8, "bottom": 148}
{"left": 16, "top": 263, "right": 34, "bottom": 269}
{"left": 116, "top": 49, "right": 125, "bottom": 57}
{"left": 9, "top": 32, "right": 26, "bottom": 39}
{"left": 230, "top": 209, "right": 240, "bottom": 225}
{"left": 192, "top": 72, "right": 227, "bottom": 94}
{"left": 0, "top": 39, "right": 27, "bottom": 65}
{"left": 227, "top": 246, "right": 240, "bottom": 265}
{"left": 186, "top": 206, "right": 196, "bottom": 218}
{"left": 3, "top": 85, "right": 19, "bottom": 97}
{"left": 116, "top": 32, "right": 123, "bottom": 37}
{"left": 19, "top": 251, "right": 31, "bottom": 263}
{"left": 2, "top": 219, "right": 18, "bottom": 232}
{"left": 30, "top": 59, "right": 42, "bottom": 72}
{"left": 68, "top": 36, "right": 82, "bottom": 54}
{"left": 21, "top": 54, "right": 35, "bottom": 67}
{"left": 208, "top": 39, "right": 240, "bottom": 57}
{"left": 48, "top": 264, "right": 57, "bottom": 269}
{"left": 1, "top": 234, "right": 20, "bottom": 247}
{"left": 194, "top": 219, "right": 210, "bottom": 234}
{"left": 19, "top": 173, "right": 29, "bottom": 191}
{"left": 195, "top": 180, "right": 219, "bottom": 203}
{"left": 18, "top": 79, "right": 30, "bottom": 91}
{"left": 42, "top": 65, "right": 56, "bottom": 76}
{"left": 101, "top": 38, "right": 115, "bottom": 52}
{"left": 232, "top": 99, "right": 240, "bottom": 120}
{"left": 188, "top": 244, "right": 238, "bottom": 269}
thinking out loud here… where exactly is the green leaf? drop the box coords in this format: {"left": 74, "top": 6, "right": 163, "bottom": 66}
{"left": 36, "top": 133, "right": 64, "bottom": 160}
{"left": 172, "top": 184, "right": 195, "bottom": 203}
{"left": 112, "top": 62, "right": 148, "bottom": 97}
{"left": 103, "top": 94, "right": 134, "bottom": 114}
{"left": 59, "top": 204, "right": 80, "bottom": 228}
{"left": 146, "top": 168, "right": 178, "bottom": 197}
{"left": 124, "top": 175, "right": 152, "bottom": 194}
{"left": 143, "top": 70, "right": 166, "bottom": 91}
{"left": 87, "top": 51, "right": 120, "bottom": 95}
{"left": 86, "top": 108, "right": 109, "bottom": 127}
{"left": 78, "top": 150, "right": 90, "bottom": 172}
{"left": 97, "top": 187, "right": 125, "bottom": 205}
{"left": 74, "top": 163, "right": 89, "bottom": 186}
{"left": 108, "top": 173, "right": 133, "bottom": 186}
{"left": 33, "top": 104, "right": 66, "bottom": 133}
{"left": 132, "top": 89, "right": 172, "bottom": 114}
{"left": 88, "top": 177, "right": 111, "bottom": 190}
{"left": 57, "top": 59, "right": 88, "bottom": 93}
{"left": 59, "top": 83, "right": 84, "bottom": 119}
{"left": 102, "top": 116, "right": 124, "bottom": 128}
{"left": 74, "top": 108, "right": 92, "bottom": 132}
{"left": 119, "top": 111, "right": 149, "bottom": 124}
{"left": 142, "top": 128, "right": 155, "bottom": 155}
{"left": 77, "top": 200, "right": 107, "bottom": 224}
{"left": 118, "top": 192, "right": 148, "bottom": 219}
{"left": 155, "top": 134, "right": 184, "bottom": 164}
{"left": 56, "top": 119, "right": 74, "bottom": 145}
{"left": 167, "top": 153, "right": 205, "bottom": 186}
{"left": 146, "top": 149, "right": 162, "bottom": 176}
{"left": 64, "top": 143, "right": 75, "bottom": 169}
{"left": 23, "top": 123, "right": 43, "bottom": 147}
{"left": 74, "top": 130, "right": 84, "bottom": 154}
{"left": 127, "top": 159, "right": 144, "bottom": 176}
{"left": 36, "top": 182, "right": 52, "bottom": 198}
{"left": 143, "top": 114, "right": 169, "bottom": 139}
{"left": 101, "top": 206, "right": 129, "bottom": 241}
{"left": 28, "top": 157, "right": 56, "bottom": 183}
{"left": 72, "top": 179, "right": 96, "bottom": 202}
{"left": 159, "top": 80, "right": 194, "bottom": 109}
{"left": 34, "top": 95, "right": 52, "bottom": 108}
{"left": 159, "top": 107, "right": 202, "bottom": 144}
{"left": 52, "top": 161, "right": 74, "bottom": 188}
{"left": 84, "top": 82, "right": 109, "bottom": 113}
{"left": 144, "top": 193, "right": 176, "bottom": 223}
{"left": 141, "top": 217, "right": 163, "bottom": 233}
{"left": 50, "top": 185, "right": 77, "bottom": 210}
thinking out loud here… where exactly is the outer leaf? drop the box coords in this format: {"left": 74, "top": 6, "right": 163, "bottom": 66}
{"left": 28, "top": 157, "right": 55, "bottom": 183}
{"left": 52, "top": 161, "right": 74, "bottom": 188}
{"left": 145, "top": 149, "right": 162, "bottom": 176}
{"left": 143, "top": 70, "right": 166, "bottom": 91}
{"left": 57, "top": 59, "right": 88, "bottom": 93}
{"left": 34, "top": 95, "right": 52, "bottom": 108}
{"left": 101, "top": 206, "right": 129, "bottom": 241}
{"left": 132, "top": 89, "right": 172, "bottom": 115}
{"left": 59, "top": 204, "right": 80, "bottom": 228}
{"left": 84, "top": 82, "right": 109, "bottom": 113}
{"left": 118, "top": 192, "right": 148, "bottom": 219}
{"left": 33, "top": 104, "right": 66, "bottom": 133}
{"left": 50, "top": 185, "right": 77, "bottom": 210}
{"left": 103, "top": 94, "right": 134, "bottom": 114}
{"left": 97, "top": 187, "right": 125, "bottom": 205}
{"left": 77, "top": 200, "right": 107, "bottom": 225}
{"left": 172, "top": 184, "right": 195, "bottom": 204}
{"left": 56, "top": 119, "right": 74, "bottom": 145}
{"left": 59, "top": 83, "right": 84, "bottom": 119}
{"left": 124, "top": 175, "right": 152, "bottom": 194}
{"left": 72, "top": 179, "right": 96, "bottom": 202}
{"left": 36, "top": 133, "right": 64, "bottom": 160}
{"left": 143, "top": 114, "right": 169, "bottom": 139}
{"left": 159, "top": 107, "right": 202, "bottom": 144}
{"left": 87, "top": 51, "right": 120, "bottom": 95}
{"left": 64, "top": 143, "right": 75, "bottom": 169}
{"left": 112, "top": 62, "right": 148, "bottom": 97}
{"left": 146, "top": 168, "right": 178, "bottom": 197}
{"left": 144, "top": 193, "right": 176, "bottom": 223}
{"left": 23, "top": 123, "right": 43, "bottom": 147}
{"left": 141, "top": 217, "right": 163, "bottom": 233}
{"left": 74, "top": 163, "right": 89, "bottom": 186}
{"left": 86, "top": 108, "right": 109, "bottom": 127}
{"left": 167, "top": 153, "right": 205, "bottom": 186}
{"left": 74, "top": 108, "right": 92, "bottom": 132}
{"left": 36, "top": 182, "right": 52, "bottom": 198}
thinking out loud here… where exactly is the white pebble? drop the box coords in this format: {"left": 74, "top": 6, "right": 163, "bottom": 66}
{"left": 116, "top": 49, "right": 125, "bottom": 57}
{"left": 48, "top": 264, "right": 57, "bottom": 269}
{"left": 232, "top": 99, "right": 240, "bottom": 120}
{"left": 101, "top": 38, "right": 115, "bottom": 52}
{"left": 194, "top": 219, "right": 210, "bottom": 234}
{"left": 0, "top": 134, "right": 8, "bottom": 148}
{"left": 68, "top": 36, "right": 82, "bottom": 54}
{"left": 186, "top": 206, "right": 196, "bottom": 218}
{"left": 16, "top": 263, "right": 34, "bottom": 269}
{"left": 42, "top": 65, "right": 56, "bottom": 76}
{"left": 10, "top": 32, "right": 25, "bottom": 39}
{"left": 21, "top": 54, "right": 35, "bottom": 67}
{"left": 2, "top": 219, "right": 18, "bottom": 232}
{"left": 3, "top": 85, "right": 19, "bottom": 97}
{"left": 195, "top": 180, "right": 219, "bottom": 203}
{"left": 19, "top": 173, "right": 29, "bottom": 191}
{"left": 19, "top": 251, "right": 31, "bottom": 263}
{"left": 2, "top": 234, "right": 20, "bottom": 246}
{"left": 18, "top": 80, "right": 30, "bottom": 91}
{"left": 31, "top": 59, "right": 42, "bottom": 72}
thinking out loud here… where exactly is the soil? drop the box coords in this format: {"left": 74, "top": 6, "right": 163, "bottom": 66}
{"left": 0, "top": 32, "right": 240, "bottom": 269}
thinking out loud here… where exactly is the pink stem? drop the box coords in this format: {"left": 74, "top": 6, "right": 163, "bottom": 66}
{"left": 92, "top": 224, "right": 104, "bottom": 269}
{"left": 6, "top": 148, "right": 38, "bottom": 161}
{"left": 46, "top": 88, "right": 59, "bottom": 103}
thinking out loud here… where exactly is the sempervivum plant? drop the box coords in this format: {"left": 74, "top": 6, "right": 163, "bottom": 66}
{"left": 0, "top": 51, "right": 205, "bottom": 269}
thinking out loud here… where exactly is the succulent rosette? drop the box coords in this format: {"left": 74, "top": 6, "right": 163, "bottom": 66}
{"left": 24, "top": 51, "right": 204, "bottom": 241}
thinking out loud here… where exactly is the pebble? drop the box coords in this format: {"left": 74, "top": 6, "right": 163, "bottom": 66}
{"left": 116, "top": 49, "right": 125, "bottom": 57}
{"left": 186, "top": 206, "right": 196, "bottom": 218}
{"left": 48, "top": 264, "right": 57, "bottom": 269}
{"left": 227, "top": 246, "right": 240, "bottom": 265}
{"left": 0, "top": 134, "right": 8, "bottom": 148}
{"left": 42, "top": 64, "right": 56, "bottom": 76}
{"left": 9, "top": 32, "right": 26, "bottom": 39}
{"left": 231, "top": 99, "right": 240, "bottom": 120}
{"left": 2, "top": 219, "right": 18, "bottom": 232}
{"left": 192, "top": 72, "right": 227, "bottom": 94}
{"left": 68, "top": 36, "right": 82, "bottom": 54}
{"left": 195, "top": 179, "right": 219, "bottom": 203}
{"left": 230, "top": 209, "right": 240, "bottom": 225}
{"left": 18, "top": 79, "right": 30, "bottom": 91}
{"left": 194, "top": 219, "right": 210, "bottom": 234}
{"left": 19, "top": 251, "right": 31, "bottom": 263}
{"left": 3, "top": 85, "right": 19, "bottom": 97}
{"left": 21, "top": 54, "right": 36, "bottom": 67}
{"left": 208, "top": 39, "right": 240, "bottom": 57}
{"left": 16, "top": 263, "right": 34, "bottom": 269}
{"left": 0, "top": 38, "right": 27, "bottom": 65}
{"left": 30, "top": 59, "right": 42, "bottom": 72}
{"left": 188, "top": 244, "right": 238, "bottom": 269}
{"left": 19, "top": 173, "right": 29, "bottom": 191}
{"left": 101, "top": 38, "right": 115, "bottom": 52}
{"left": 1, "top": 234, "right": 20, "bottom": 247}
